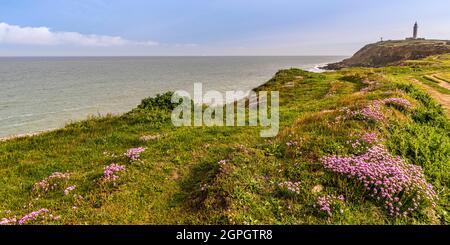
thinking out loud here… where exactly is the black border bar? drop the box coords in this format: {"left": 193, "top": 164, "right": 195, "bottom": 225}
{"left": 1, "top": 225, "right": 449, "bottom": 243}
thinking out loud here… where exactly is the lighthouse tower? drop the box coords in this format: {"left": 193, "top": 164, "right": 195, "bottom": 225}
{"left": 413, "top": 22, "right": 418, "bottom": 39}
{"left": 406, "top": 22, "right": 423, "bottom": 40}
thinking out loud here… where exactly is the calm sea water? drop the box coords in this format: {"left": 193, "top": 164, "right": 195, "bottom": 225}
{"left": 0, "top": 56, "right": 343, "bottom": 138}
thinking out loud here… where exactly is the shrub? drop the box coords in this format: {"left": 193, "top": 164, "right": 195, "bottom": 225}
{"left": 137, "top": 92, "right": 179, "bottom": 111}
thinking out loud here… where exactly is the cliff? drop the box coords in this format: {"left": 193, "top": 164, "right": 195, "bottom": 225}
{"left": 324, "top": 39, "right": 450, "bottom": 70}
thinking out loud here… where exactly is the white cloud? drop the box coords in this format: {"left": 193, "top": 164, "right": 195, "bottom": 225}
{"left": 0, "top": 22, "right": 158, "bottom": 47}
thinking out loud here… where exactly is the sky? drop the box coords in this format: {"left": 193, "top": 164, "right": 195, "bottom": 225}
{"left": 0, "top": 0, "right": 449, "bottom": 56}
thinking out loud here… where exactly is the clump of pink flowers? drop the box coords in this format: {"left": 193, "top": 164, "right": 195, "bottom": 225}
{"left": 321, "top": 145, "right": 438, "bottom": 216}
{"left": 352, "top": 98, "right": 411, "bottom": 123}
{"left": 347, "top": 132, "right": 380, "bottom": 151}
{"left": 0, "top": 217, "right": 17, "bottom": 225}
{"left": 125, "top": 147, "right": 146, "bottom": 160}
{"left": 218, "top": 160, "right": 230, "bottom": 173}
{"left": 64, "top": 185, "right": 76, "bottom": 195}
{"left": 316, "top": 195, "right": 345, "bottom": 216}
{"left": 103, "top": 163, "right": 126, "bottom": 182}
{"left": 383, "top": 98, "right": 411, "bottom": 109}
{"left": 18, "top": 208, "right": 49, "bottom": 225}
{"left": 1, "top": 209, "right": 61, "bottom": 225}
{"left": 33, "top": 172, "right": 71, "bottom": 193}
{"left": 361, "top": 132, "right": 379, "bottom": 144}
{"left": 357, "top": 100, "right": 385, "bottom": 122}
{"left": 278, "top": 181, "right": 301, "bottom": 195}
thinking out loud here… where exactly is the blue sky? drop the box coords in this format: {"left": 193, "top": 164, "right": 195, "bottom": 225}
{"left": 0, "top": 0, "right": 449, "bottom": 56}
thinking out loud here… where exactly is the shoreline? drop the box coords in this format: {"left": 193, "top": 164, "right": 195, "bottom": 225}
{"left": 0, "top": 129, "right": 57, "bottom": 142}
{"left": 0, "top": 62, "right": 333, "bottom": 142}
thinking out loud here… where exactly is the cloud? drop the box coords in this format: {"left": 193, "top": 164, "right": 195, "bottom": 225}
{"left": 173, "top": 43, "right": 198, "bottom": 48}
{"left": 0, "top": 22, "right": 158, "bottom": 47}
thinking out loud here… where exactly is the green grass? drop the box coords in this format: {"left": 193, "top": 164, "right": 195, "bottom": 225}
{"left": 1, "top": 55, "right": 450, "bottom": 225}
{"left": 420, "top": 76, "right": 450, "bottom": 95}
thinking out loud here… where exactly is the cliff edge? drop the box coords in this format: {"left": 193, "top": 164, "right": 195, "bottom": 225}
{"left": 324, "top": 39, "right": 450, "bottom": 70}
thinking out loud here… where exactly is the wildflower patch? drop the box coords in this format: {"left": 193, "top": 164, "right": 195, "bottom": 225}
{"left": 33, "top": 172, "right": 71, "bottom": 195}
{"left": 125, "top": 147, "right": 146, "bottom": 161}
{"left": 278, "top": 181, "right": 302, "bottom": 196}
{"left": 321, "top": 145, "right": 438, "bottom": 217}
{"left": 316, "top": 195, "right": 346, "bottom": 217}
{"left": 103, "top": 163, "right": 126, "bottom": 182}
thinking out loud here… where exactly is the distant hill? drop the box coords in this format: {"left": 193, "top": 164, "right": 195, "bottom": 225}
{"left": 324, "top": 39, "right": 450, "bottom": 70}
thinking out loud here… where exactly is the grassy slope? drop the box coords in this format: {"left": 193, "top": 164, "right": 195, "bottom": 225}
{"left": 1, "top": 55, "right": 450, "bottom": 225}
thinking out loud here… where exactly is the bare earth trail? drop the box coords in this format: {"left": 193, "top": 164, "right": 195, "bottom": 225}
{"left": 430, "top": 74, "right": 450, "bottom": 90}
{"left": 409, "top": 77, "right": 450, "bottom": 116}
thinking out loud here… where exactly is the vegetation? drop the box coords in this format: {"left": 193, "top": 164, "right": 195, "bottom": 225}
{"left": 1, "top": 54, "right": 450, "bottom": 225}
{"left": 324, "top": 39, "right": 450, "bottom": 69}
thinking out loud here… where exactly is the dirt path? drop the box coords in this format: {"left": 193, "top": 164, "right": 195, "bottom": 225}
{"left": 410, "top": 77, "right": 450, "bottom": 116}
{"left": 430, "top": 74, "right": 450, "bottom": 90}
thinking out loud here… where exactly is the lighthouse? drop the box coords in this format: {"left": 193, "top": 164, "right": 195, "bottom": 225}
{"left": 413, "top": 22, "right": 418, "bottom": 39}
{"left": 406, "top": 22, "right": 424, "bottom": 40}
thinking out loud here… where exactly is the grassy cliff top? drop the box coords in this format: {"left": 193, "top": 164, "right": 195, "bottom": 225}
{"left": 325, "top": 39, "right": 450, "bottom": 70}
{"left": 1, "top": 54, "right": 450, "bottom": 225}
{"left": 377, "top": 39, "right": 450, "bottom": 47}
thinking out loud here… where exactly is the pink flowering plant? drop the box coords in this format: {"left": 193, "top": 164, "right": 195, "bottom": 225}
{"left": 18, "top": 208, "right": 50, "bottom": 225}
{"left": 1, "top": 208, "right": 61, "bottom": 225}
{"left": 278, "top": 181, "right": 302, "bottom": 196}
{"left": 321, "top": 145, "right": 438, "bottom": 217}
{"left": 284, "top": 140, "right": 302, "bottom": 158}
{"left": 350, "top": 98, "right": 412, "bottom": 124}
{"left": 360, "top": 132, "right": 380, "bottom": 144}
{"left": 125, "top": 147, "right": 146, "bottom": 161}
{"left": 346, "top": 132, "right": 381, "bottom": 154}
{"left": 383, "top": 98, "right": 412, "bottom": 111}
{"left": 316, "top": 195, "right": 346, "bottom": 217}
{"left": 64, "top": 185, "right": 77, "bottom": 196}
{"left": 103, "top": 163, "right": 126, "bottom": 182}
{"left": 0, "top": 216, "right": 17, "bottom": 225}
{"left": 32, "top": 172, "right": 71, "bottom": 195}
{"left": 355, "top": 100, "right": 386, "bottom": 123}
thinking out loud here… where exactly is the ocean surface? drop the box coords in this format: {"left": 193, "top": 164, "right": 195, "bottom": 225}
{"left": 0, "top": 56, "right": 344, "bottom": 138}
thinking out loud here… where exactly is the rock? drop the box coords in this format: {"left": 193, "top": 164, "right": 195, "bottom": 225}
{"left": 312, "top": 185, "right": 324, "bottom": 194}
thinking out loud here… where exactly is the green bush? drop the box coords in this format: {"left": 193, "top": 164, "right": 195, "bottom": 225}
{"left": 137, "top": 92, "right": 178, "bottom": 111}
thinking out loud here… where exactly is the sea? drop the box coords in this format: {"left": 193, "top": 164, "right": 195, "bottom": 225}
{"left": 0, "top": 56, "right": 344, "bottom": 138}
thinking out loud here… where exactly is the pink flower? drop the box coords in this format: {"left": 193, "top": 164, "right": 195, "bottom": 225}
{"left": 64, "top": 185, "right": 76, "bottom": 195}
{"left": 103, "top": 163, "right": 126, "bottom": 181}
{"left": 358, "top": 101, "right": 385, "bottom": 122}
{"left": 18, "top": 208, "right": 49, "bottom": 225}
{"left": 33, "top": 172, "right": 71, "bottom": 192}
{"left": 317, "top": 195, "right": 345, "bottom": 216}
{"left": 278, "top": 181, "right": 302, "bottom": 195}
{"left": 383, "top": 98, "right": 411, "bottom": 109}
{"left": 361, "top": 132, "right": 379, "bottom": 144}
{"left": 125, "top": 147, "right": 146, "bottom": 160}
{"left": 0, "top": 217, "right": 17, "bottom": 225}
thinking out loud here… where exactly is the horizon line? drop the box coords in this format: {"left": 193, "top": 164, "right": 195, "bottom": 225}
{"left": 0, "top": 54, "right": 350, "bottom": 58}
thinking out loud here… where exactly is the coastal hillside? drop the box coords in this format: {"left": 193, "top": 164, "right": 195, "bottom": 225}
{"left": 324, "top": 39, "right": 450, "bottom": 70}
{"left": 1, "top": 54, "right": 450, "bottom": 225}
